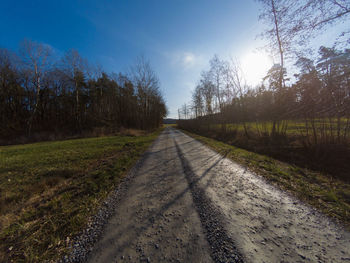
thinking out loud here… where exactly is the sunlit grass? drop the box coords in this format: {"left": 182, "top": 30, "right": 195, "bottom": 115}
{"left": 181, "top": 128, "right": 350, "bottom": 230}
{"left": 209, "top": 118, "right": 350, "bottom": 137}
{"left": 0, "top": 129, "right": 161, "bottom": 262}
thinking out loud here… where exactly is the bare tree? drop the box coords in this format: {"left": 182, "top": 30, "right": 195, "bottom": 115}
{"left": 1, "top": 41, "right": 167, "bottom": 143}
{"left": 227, "top": 58, "right": 248, "bottom": 99}
{"left": 199, "top": 70, "right": 215, "bottom": 115}
{"left": 129, "top": 56, "right": 165, "bottom": 129}
{"left": 259, "top": 0, "right": 350, "bottom": 56}
{"left": 129, "top": 56, "right": 160, "bottom": 93}
{"left": 227, "top": 59, "right": 250, "bottom": 136}
{"left": 292, "top": 0, "right": 350, "bottom": 46}
{"left": 60, "top": 49, "right": 88, "bottom": 132}
{"left": 258, "top": 0, "right": 295, "bottom": 88}
{"left": 181, "top": 103, "right": 189, "bottom": 119}
{"left": 192, "top": 85, "right": 204, "bottom": 118}
{"left": 209, "top": 55, "right": 227, "bottom": 112}
{"left": 20, "top": 39, "right": 52, "bottom": 136}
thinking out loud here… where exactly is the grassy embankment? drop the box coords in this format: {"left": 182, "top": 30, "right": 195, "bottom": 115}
{"left": 180, "top": 128, "right": 350, "bottom": 229}
{"left": 0, "top": 129, "right": 161, "bottom": 262}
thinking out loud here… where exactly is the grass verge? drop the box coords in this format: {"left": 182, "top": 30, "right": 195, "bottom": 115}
{"left": 180, "top": 128, "right": 350, "bottom": 230}
{"left": 0, "top": 129, "right": 162, "bottom": 262}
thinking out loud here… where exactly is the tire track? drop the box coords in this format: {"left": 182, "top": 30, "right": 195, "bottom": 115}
{"left": 174, "top": 136, "right": 243, "bottom": 263}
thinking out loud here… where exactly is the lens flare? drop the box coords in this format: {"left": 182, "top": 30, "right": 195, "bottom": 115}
{"left": 241, "top": 51, "right": 273, "bottom": 86}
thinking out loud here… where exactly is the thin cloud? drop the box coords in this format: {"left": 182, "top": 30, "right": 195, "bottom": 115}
{"left": 182, "top": 52, "right": 195, "bottom": 68}
{"left": 164, "top": 50, "right": 206, "bottom": 70}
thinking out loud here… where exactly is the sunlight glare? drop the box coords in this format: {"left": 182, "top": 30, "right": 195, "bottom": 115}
{"left": 241, "top": 51, "right": 273, "bottom": 86}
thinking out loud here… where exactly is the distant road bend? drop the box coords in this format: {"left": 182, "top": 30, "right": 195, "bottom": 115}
{"left": 88, "top": 127, "right": 350, "bottom": 263}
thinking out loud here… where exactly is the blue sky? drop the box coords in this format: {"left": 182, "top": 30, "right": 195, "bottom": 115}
{"left": 0, "top": 0, "right": 282, "bottom": 117}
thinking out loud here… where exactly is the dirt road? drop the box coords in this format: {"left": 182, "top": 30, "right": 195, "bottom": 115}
{"left": 87, "top": 127, "right": 350, "bottom": 263}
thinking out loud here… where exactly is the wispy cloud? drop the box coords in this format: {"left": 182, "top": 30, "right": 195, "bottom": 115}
{"left": 182, "top": 52, "right": 195, "bottom": 68}
{"left": 160, "top": 50, "right": 209, "bottom": 118}
{"left": 164, "top": 50, "right": 206, "bottom": 70}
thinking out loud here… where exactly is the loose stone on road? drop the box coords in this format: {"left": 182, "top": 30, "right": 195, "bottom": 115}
{"left": 87, "top": 127, "right": 350, "bottom": 263}
{"left": 88, "top": 128, "right": 213, "bottom": 263}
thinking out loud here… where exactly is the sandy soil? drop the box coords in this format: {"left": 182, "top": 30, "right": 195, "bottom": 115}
{"left": 87, "top": 127, "right": 350, "bottom": 262}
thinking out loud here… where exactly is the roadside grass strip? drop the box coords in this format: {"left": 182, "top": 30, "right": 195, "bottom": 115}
{"left": 180, "top": 129, "right": 350, "bottom": 230}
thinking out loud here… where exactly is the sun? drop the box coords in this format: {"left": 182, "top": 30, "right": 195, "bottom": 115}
{"left": 241, "top": 51, "right": 273, "bottom": 86}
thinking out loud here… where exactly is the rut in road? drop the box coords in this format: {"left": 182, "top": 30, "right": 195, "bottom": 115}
{"left": 171, "top": 128, "right": 350, "bottom": 263}
{"left": 87, "top": 127, "right": 214, "bottom": 263}
{"left": 87, "top": 127, "right": 350, "bottom": 263}
{"left": 174, "top": 139, "right": 242, "bottom": 263}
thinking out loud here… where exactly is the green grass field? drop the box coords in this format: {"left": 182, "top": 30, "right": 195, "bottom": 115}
{"left": 207, "top": 118, "right": 350, "bottom": 138}
{"left": 0, "top": 130, "right": 161, "bottom": 262}
{"left": 181, "top": 129, "right": 350, "bottom": 230}
{"left": 180, "top": 118, "right": 350, "bottom": 181}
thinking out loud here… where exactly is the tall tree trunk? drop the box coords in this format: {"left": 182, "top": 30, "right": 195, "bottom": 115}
{"left": 271, "top": 0, "right": 285, "bottom": 89}
{"left": 28, "top": 67, "right": 40, "bottom": 137}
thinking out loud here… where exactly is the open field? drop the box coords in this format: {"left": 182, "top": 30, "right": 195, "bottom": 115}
{"left": 180, "top": 128, "right": 350, "bottom": 230}
{"left": 179, "top": 118, "right": 350, "bottom": 182}
{"left": 206, "top": 118, "right": 350, "bottom": 138}
{"left": 0, "top": 130, "right": 161, "bottom": 262}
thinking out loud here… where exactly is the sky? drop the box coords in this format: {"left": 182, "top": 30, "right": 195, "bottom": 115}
{"left": 0, "top": 0, "right": 289, "bottom": 118}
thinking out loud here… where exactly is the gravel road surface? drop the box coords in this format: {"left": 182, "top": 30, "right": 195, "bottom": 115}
{"left": 87, "top": 127, "right": 350, "bottom": 263}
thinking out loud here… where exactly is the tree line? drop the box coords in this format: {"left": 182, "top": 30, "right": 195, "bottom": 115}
{"left": 179, "top": 46, "right": 350, "bottom": 144}
{"left": 178, "top": 0, "right": 350, "bottom": 146}
{"left": 177, "top": 0, "right": 350, "bottom": 179}
{"left": 0, "top": 40, "right": 167, "bottom": 143}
